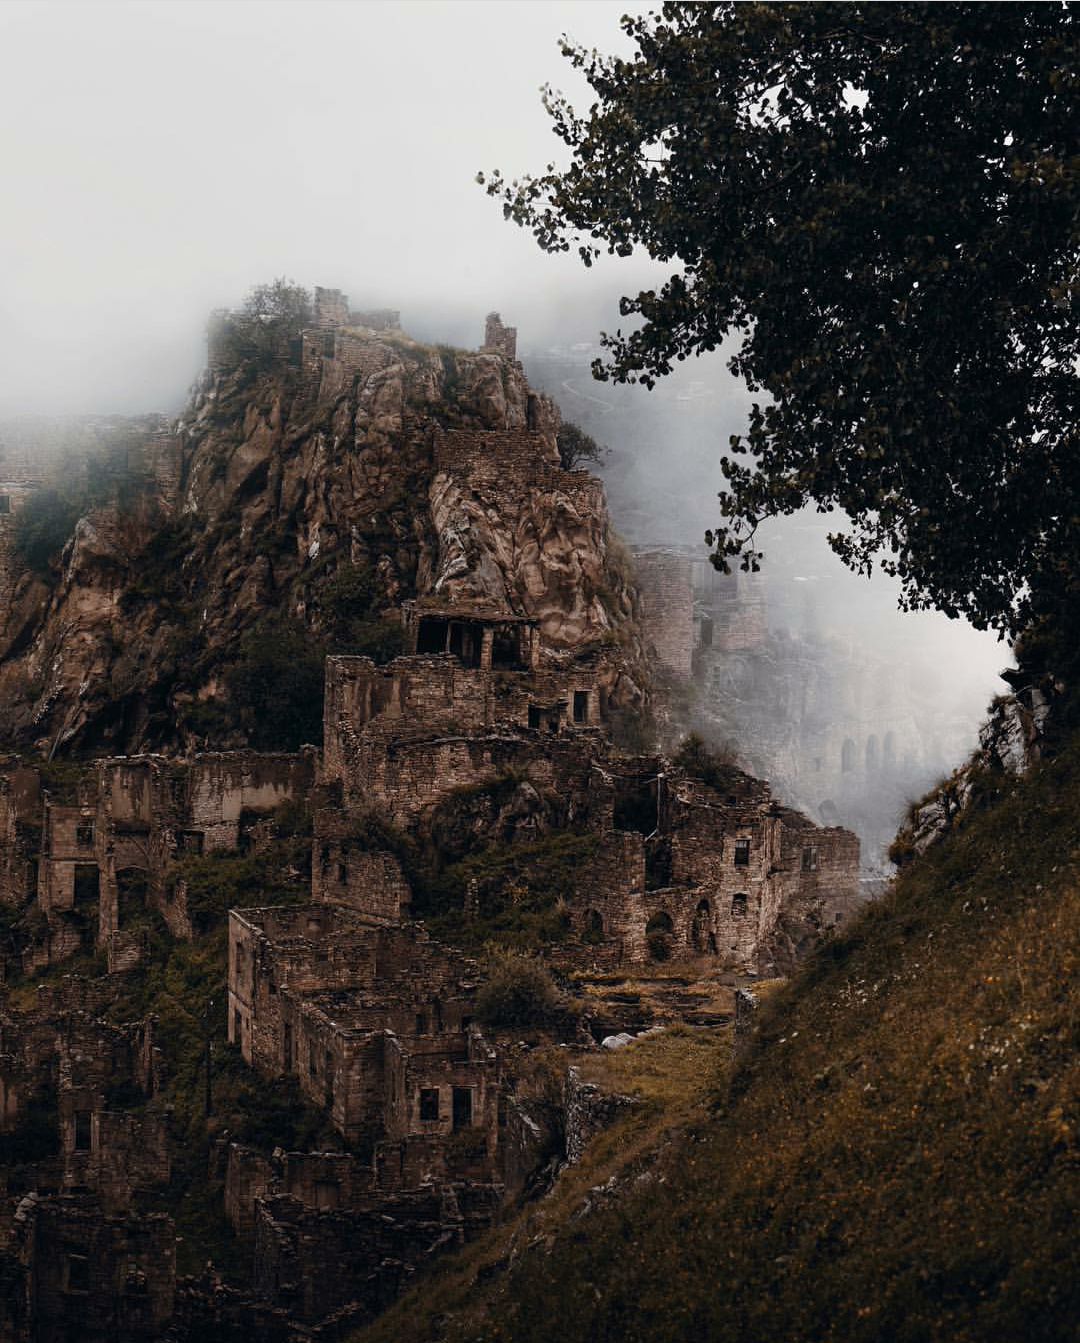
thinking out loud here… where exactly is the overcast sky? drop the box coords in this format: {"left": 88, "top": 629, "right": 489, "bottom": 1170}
{"left": 0, "top": 0, "right": 1007, "bottom": 709}
{"left": 0, "top": 0, "right": 662, "bottom": 415}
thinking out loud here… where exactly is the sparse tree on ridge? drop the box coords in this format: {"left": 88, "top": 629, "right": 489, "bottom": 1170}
{"left": 556, "top": 421, "right": 610, "bottom": 471}
{"left": 482, "top": 2, "right": 1080, "bottom": 637}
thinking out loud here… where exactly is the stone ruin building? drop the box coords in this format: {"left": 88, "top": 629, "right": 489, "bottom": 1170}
{"left": 631, "top": 543, "right": 969, "bottom": 865}
{"left": 0, "top": 297, "right": 861, "bottom": 1340}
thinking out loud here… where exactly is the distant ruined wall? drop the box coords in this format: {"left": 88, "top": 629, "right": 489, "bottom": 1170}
{"left": 632, "top": 548, "right": 695, "bottom": 679}
{"left": 483, "top": 312, "right": 517, "bottom": 361}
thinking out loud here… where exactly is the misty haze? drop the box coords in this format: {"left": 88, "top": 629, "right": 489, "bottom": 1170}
{"left": 0, "top": 5, "right": 1070, "bottom": 1342}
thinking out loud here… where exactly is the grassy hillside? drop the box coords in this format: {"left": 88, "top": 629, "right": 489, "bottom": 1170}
{"left": 354, "top": 734, "right": 1080, "bottom": 1343}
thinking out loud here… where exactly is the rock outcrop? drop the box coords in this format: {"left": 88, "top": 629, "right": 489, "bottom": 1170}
{"left": 0, "top": 317, "right": 644, "bottom": 757}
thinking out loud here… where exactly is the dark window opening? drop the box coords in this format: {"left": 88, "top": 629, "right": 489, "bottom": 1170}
{"left": 583, "top": 909, "right": 604, "bottom": 943}
{"left": 733, "top": 838, "right": 750, "bottom": 866}
{"left": 420, "top": 1087, "right": 440, "bottom": 1122}
{"left": 73, "top": 863, "right": 99, "bottom": 908}
{"left": 0, "top": 495, "right": 10, "bottom": 515}
{"left": 448, "top": 621, "right": 482, "bottom": 668}
{"left": 528, "top": 705, "right": 541, "bottom": 730}
{"left": 417, "top": 616, "right": 448, "bottom": 655}
{"left": 320, "top": 845, "right": 331, "bottom": 872}
{"left": 315, "top": 950, "right": 329, "bottom": 963}
{"left": 117, "top": 868, "right": 147, "bottom": 926}
{"left": 865, "top": 736, "right": 879, "bottom": 770}
{"left": 283, "top": 1023, "right": 293, "bottom": 1071}
{"left": 66, "top": 1254, "right": 89, "bottom": 1294}
{"left": 75, "top": 822, "right": 94, "bottom": 848}
{"left": 573, "top": 690, "right": 589, "bottom": 724}
{"left": 74, "top": 1110, "right": 92, "bottom": 1152}
{"left": 234, "top": 941, "right": 244, "bottom": 973}
{"left": 731, "top": 892, "right": 749, "bottom": 916}
{"left": 613, "top": 777, "right": 659, "bottom": 835}
{"left": 322, "top": 332, "right": 336, "bottom": 357}
{"left": 813, "top": 757, "right": 823, "bottom": 772}
{"left": 461, "top": 1015, "right": 473, "bottom": 1032}
{"left": 645, "top": 834, "right": 673, "bottom": 890}
{"left": 337, "top": 861, "right": 347, "bottom": 884}
{"left": 699, "top": 616, "right": 714, "bottom": 648}
{"left": 233, "top": 1010, "right": 243, "bottom": 1044}
{"left": 179, "top": 830, "right": 204, "bottom": 855}
{"left": 315, "top": 1180, "right": 339, "bottom": 1210}
{"left": 325, "top": 1050, "right": 334, "bottom": 1101}
{"left": 416, "top": 1011, "right": 428, "bottom": 1034}
{"left": 802, "top": 846, "right": 819, "bottom": 873}
{"left": 835, "top": 911, "right": 844, "bottom": 924}
{"left": 646, "top": 910, "right": 674, "bottom": 960}
{"left": 841, "top": 739, "right": 856, "bottom": 773}
{"left": 492, "top": 626, "right": 526, "bottom": 670}
{"left": 883, "top": 732, "right": 897, "bottom": 768}
{"left": 691, "top": 899, "right": 712, "bottom": 952}
{"left": 452, "top": 1086, "right": 474, "bottom": 1131}
{"left": 309, "top": 1043, "right": 318, "bottom": 1077}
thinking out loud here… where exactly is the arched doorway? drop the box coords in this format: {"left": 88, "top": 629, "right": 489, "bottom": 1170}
{"left": 646, "top": 910, "right": 674, "bottom": 961}
{"left": 691, "top": 899, "right": 712, "bottom": 953}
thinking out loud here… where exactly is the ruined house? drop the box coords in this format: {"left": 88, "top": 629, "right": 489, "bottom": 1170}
{"left": 0, "top": 297, "right": 864, "bottom": 1341}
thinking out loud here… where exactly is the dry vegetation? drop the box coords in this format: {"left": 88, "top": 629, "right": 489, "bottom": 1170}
{"left": 351, "top": 734, "right": 1080, "bottom": 1343}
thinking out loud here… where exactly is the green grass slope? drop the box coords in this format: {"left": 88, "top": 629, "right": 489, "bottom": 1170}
{"left": 357, "top": 736, "right": 1080, "bottom": 1343}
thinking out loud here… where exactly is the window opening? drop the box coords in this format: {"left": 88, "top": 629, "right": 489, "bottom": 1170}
{"left": 734, "top": 838, "right": 750, "bottom": 866}
{"left": 315, "top": 1180, "right": 339, "bottom": 1210}
{"left": 802, "top": 845, "right": 819, "bottom": 873}
{"left": 74, "top": 1110, "right": 92, "bottom": 1152}
{"left": 573, "top": 690, "right": 589, "bottom": 724}
{"left": 75, "top": 822, "right": 94, "bottom": 848}
{"left": 420, "top": 1088, "right": 440, "bottom": 1122}
{"left": 452, "top": 1086, "right": 473, "bottom": 1130}
{"left": 66, "top": 1254, "right": 90, "bottom": 1293}
{"left": 731, "top": 892, "right": 749, "bottom": 916}
{"left": 417, "top": 616, "right": 448, "bottom": 654}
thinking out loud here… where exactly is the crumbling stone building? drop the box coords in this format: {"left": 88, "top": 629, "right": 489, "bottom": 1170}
{"left": 0, "top": 297, "right": 864, "bottom": 1340}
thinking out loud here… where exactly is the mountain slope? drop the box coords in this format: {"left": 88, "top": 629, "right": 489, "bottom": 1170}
{"left": 0, "top": 331, "right": 643, "bottom": 756}
{"left": 356, "top": 728, "right": 1080, "bottom": 1343}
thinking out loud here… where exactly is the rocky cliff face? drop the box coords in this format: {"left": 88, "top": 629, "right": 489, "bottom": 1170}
{"left": 893, "top": 674, "right": 1059, "bottom": 861}
{"left": 0, "top": 327, "right": 644, "bottom": 757}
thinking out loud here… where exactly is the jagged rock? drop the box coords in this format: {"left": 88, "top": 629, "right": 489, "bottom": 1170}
{"left": 0, "top": 322, "right": 644, "bottom": 757}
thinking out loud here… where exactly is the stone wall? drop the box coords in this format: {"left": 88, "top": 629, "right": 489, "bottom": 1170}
{"left": 312, "top": 808, "right": 411, "bottom": 922}
{"left": 0, "top": 479, "right": 42, "bottom": 632}
{"left": 8, "top": 1191, "right": 175, "bottom": 1343}
{"left": 483, "top": 312, "right": 517, "bottom": 361}
{"left": 632, "top": 548, "right": 695, "bottom": 678}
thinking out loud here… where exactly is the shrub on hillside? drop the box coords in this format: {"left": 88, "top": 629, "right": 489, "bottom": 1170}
{"left": 476, "top": 951, "right": 560, "bottom": 1028}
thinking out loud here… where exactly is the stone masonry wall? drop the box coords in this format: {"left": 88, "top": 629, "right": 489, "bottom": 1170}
{"left": 632, "top": 548, "right": 695, "bottom": 678}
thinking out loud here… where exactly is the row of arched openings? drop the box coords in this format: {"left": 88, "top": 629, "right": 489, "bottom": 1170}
{"left": 841, "top": 731, "right": 898, "bottom": 773}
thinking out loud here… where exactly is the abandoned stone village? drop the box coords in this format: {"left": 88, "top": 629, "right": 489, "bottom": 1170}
{"left": 0, "top": 292, "right": 860, "bottom": 1341}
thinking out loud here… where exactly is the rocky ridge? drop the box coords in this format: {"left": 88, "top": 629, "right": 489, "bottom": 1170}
{"left": 0, "top": 323, "right": 645, "bottom": 756}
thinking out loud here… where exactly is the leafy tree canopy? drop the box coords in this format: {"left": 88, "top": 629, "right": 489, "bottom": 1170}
{"left": 220, "top": 277, "right": 312, "bottom": 368}
{"left": 483, "top": 3, "right": 1080, "bottom": 634}
{"left": 556, "top": 421, "right": 610, "bottom": 471}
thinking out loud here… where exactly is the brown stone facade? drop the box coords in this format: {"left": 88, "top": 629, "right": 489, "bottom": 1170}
{"left": 483, "top": 311, "right": 517, "bottom": 361}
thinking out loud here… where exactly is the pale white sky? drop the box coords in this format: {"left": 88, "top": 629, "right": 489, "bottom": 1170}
{"left": 0, "top": 0, "right": 659, "bottom": 414}
{"left": 0, "top": 0, "right": 1007, "bottom": 703}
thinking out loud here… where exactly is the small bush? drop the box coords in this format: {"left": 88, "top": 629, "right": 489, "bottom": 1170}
{"left": 476, "top": 951, "right": 559, "bottom": 1028}
{"left": 672, "top": 732, "right": 742, "bottom": 791}
{"left": 13, "top": 489, "right": 79, "bottom": 570}
{"left": 647, "top": 929, "right": 673, "bottom": 961}
{"left": 223, "top": 617, "right": 327, "bottom": 749}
